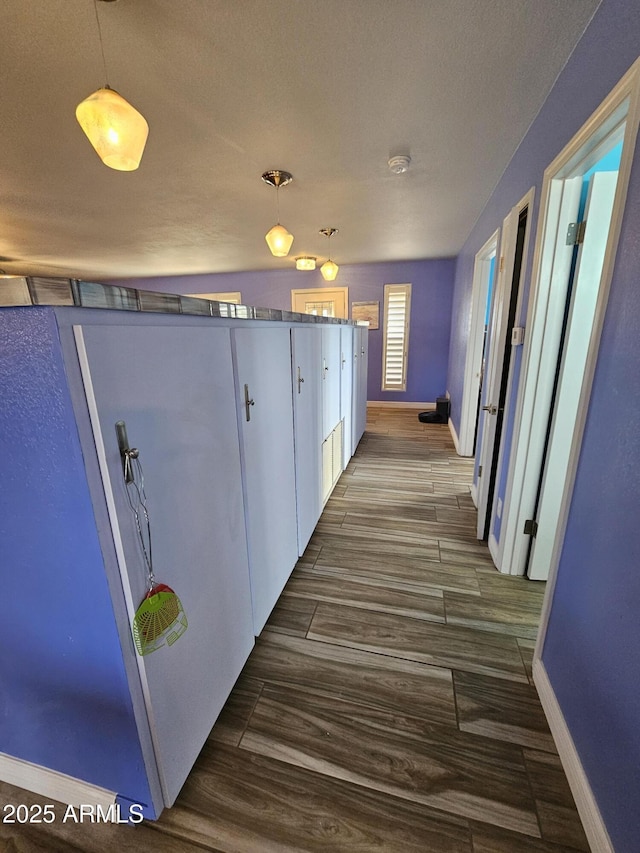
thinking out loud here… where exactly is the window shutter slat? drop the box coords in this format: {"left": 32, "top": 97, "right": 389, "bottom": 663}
{"left": 382, "top": 283, "right": 411, "bottom": 391}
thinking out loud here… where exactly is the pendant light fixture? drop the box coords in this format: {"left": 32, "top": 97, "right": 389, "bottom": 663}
{"left": 295, "top": 256, "right": 316, "bottom": 271}
{"left": 319, "top": 228, "right": 339, "bottom": 281}
{"left": 76, "top": 0, "right": 149, "bottom": 171}
{"left": 262, "top": 170, "right": 294, "bottom": 257}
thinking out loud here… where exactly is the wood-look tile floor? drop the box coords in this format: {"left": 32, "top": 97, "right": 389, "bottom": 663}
{"left": 0, "top": 408, "right": 589, "bottom": 853}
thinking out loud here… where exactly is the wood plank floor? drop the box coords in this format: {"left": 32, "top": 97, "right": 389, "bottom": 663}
{"left": 0, "top": 407, "right": 589, "bottom": 852}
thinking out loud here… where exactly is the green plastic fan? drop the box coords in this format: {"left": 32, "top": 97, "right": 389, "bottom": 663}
{"left": 117, "top": 423, "right": 188, "bottom": 657}
{"left": 132, "top": 584, "right": 188, "bottom": 656}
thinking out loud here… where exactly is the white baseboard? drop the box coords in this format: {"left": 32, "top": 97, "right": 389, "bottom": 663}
{"left": 448, "top": 418, "right": 460, "bottom": 454}
{"left": 470, "top": 482, "right": 478, "bottom": 507}
{"left": 0, "top": 752, "right": 116, "bottom": 809}
{"left": 533, "top": 659, "right": 613, "bottom": 853}
{"left": 367, "top": 401, "right": 435, "bottom": 409}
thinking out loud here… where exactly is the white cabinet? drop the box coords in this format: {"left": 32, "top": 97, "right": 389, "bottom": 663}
{"left": 322, "top": 324, "right": 342, "bottom": 439}
{"left": 322, "top": 418, "right": 344, "bottom": 504}
{"left": 232, "top": 327, "right": 299, "bottom": 635}
{"left": 340, "top": 325, "right": 354, "bottom": 468}
{"left": 75, "top": 323, "right": 254, "bottom": 808}
{"left": 291, "top": 327, "right": 323, "bottom": 555}
{"left": 353, "top": 325, "right": 369, "bottom": 449}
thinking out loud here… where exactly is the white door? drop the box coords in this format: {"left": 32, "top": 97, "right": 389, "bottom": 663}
{"left": 291, "top": 327, "right": 322, "bottom": 555}
{"left": 528, "top": 171, "right": 619, "bottom": 580}
{"left": 476, "top": 206, "right": 519, "bottom": 538}
{"left": 232, "top": 327, "right": 299, "bottom": 634}
{"left": 340, "top": 325, "right": 354, "bottom": 467}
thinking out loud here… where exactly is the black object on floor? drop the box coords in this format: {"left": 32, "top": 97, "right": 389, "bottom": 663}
{"left": 418, "top": 396, "right": 450, "bottom": 424}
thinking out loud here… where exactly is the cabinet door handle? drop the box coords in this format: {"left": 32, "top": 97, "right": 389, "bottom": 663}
{"left": 297, "top": 366, "right": 305, "bottom": 393}
{"left": 244, "top": 384, "right": 255, "bottom": 421}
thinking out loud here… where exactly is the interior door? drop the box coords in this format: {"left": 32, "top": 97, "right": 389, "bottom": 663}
{"left": 291, "top": 327, "right": 322, "bottom": 555}
{"left": 232, "top": 327, "right": 299, "bottom": 634}
{"left": 528, "top": 171, "right": 619, "bottom": 580}
{"left": 291, "top": 286, "right": 348, "bottom": 318}
{"left": 476, "top": 207, "right": 518, "bottom": 537}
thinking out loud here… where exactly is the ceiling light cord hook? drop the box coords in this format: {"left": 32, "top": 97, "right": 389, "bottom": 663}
{"left": 93, "top": 0, "right": 110, "bottom": 88}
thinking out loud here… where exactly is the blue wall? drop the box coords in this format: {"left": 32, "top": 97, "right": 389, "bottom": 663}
{"left": 105, "top": 257, "right": 455, "bottom": 404}
{"left": 446, "top": 1, "right": 640, "bottom": 848}
{"left": 0, "top": 308, "right": 155, "bottom": 814}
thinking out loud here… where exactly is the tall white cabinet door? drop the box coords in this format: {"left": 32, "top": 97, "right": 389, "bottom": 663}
{"left": 353, "top": 326, "right": 369, "bottom": 448}
{"left": 322, "top": 325, "right": 342, "bottom": 439}
{"left": 75, "top": 325, "right": 254, "bottom": 808}
{"left": 340, "top": 326, "right": 354, "bottom": 467}
{"left": 232, "top": 327, "right": 299, "bottom": 634}
{"left": 291, "top": 327, "right": 323, "bottom": 555}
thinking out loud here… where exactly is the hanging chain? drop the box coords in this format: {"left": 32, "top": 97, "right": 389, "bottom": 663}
{"left": 123, "top": 450, "right": 155, "bottom": 591}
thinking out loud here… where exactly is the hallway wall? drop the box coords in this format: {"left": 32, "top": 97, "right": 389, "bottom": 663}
{"left": 446, "top": 1, "right": 640, "bottom": 849}
{"left": 104, "top": 257, "right": 455, "bottom": 405}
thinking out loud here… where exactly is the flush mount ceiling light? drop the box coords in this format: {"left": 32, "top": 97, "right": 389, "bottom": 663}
{"left": 262, "top": 170, "right": 294, "bottom": 257}
{"left": 388, "top": 154, "right": 411, "bottom": 174}
{"left": 75, "top": 0, "right": 149, "bottom": 171}
{"left": 296, "top": 256, "right": 316, "bottom": 271}
{"left": 319, "top": 228, "right": 339, "bottom": 281}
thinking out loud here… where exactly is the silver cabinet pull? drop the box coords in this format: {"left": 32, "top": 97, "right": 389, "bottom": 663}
{"left": 297, "top": 366, "right": 305, "bottom": 393}
{"left": 244, "top": 384, "right": 255, "bottom": 421}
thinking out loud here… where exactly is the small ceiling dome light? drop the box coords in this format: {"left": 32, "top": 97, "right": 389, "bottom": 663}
{"left": 76, "top": 87, "right": 149, "bottom": 171}
{"left": 388, "top": 154, "right": 411, "bottom": 174}
{"left": 319, "top": 228, "right": 339, "bottom": 281}
{"left": 76, "top": 0, "right": 149, "bottom": 171}
{"left": 262, "top": 170, "right": 294, "bottom": 257}
{"left": 296, "top": 256, "right": 316, "bottom": 271}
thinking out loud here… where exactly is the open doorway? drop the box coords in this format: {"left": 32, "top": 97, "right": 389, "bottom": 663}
{"left": 475, "top": 190, "right": 534, "bottom": 540}
{"left": 458, "top": 231, "right": 498, "bottom": 459}
{"left": 497, "top": 59, "right": 640, "bottom": 584}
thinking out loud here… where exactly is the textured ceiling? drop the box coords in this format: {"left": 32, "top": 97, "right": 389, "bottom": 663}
{"left": 0, "top": 0, "right": 600, "bottom": 280}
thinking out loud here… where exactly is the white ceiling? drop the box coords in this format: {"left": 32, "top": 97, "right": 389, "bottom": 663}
{"left": 1, "top": 0, "right": 600, "bottom": 281}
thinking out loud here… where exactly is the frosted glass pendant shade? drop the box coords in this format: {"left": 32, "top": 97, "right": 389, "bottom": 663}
{"left": 296, "top": 256, "right": 316, "bottom": 270}
{"left": 76, "top": 87, "right": 149, "bottom": 171}
{"left": 320, "top": 259, "right": 339, "bottom": 281}
{"left": 265, "top": 223, "right": 294, "bottom": 257}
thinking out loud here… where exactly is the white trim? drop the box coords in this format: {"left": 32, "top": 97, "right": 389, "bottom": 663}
{"left": 367, "top": 400, "right": 435, "bottom": 409}
{"left": 291, "top": 286, "right": 349, "bottom": 319}
{"left": 0, "top": 752, "right": 116, "bottom": 809}
{"left": 73, "top": 327, "right": 166, "bottom": 807}
{"left": 488, "top": 531, "right": 499, "bottom": 565}
{"left": 448, "top": 417, "right": 460, "bottom": 454}
{"left": 533, "top": 660, "right": 614, "bottom": 853}
{"left": 469, "top": 483, "right": 478, "bottom": 507}
{"left": 458, "top": 230, "right": 499, "bottom": 456}
{"left": 499, "top": 57, "right": 640, "bottom": 583}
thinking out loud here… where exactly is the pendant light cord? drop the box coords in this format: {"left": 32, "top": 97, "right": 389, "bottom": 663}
{"left": 93, "top": 0, "right": 110, "bottom": 88}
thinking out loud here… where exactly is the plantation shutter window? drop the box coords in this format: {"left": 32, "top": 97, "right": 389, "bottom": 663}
{"left": 382, "top": 283, "right": 412, "bottom": 391}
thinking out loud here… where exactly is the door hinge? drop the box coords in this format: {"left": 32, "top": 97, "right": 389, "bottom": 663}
{"left": 566, "top": 221, "right": 587, "bottom": 245}
{"left": 478, "top": 465, "right": 482, "bottom": 477}
{"left": 523, "top": 518, "right": 538, "bottom": 537}
{"left": 499, "top": 256, "right": 505, "bottom": 273}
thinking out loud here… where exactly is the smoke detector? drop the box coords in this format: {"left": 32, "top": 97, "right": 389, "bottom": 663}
{"left": 388, "top": 154, "right": 411, "bottom": 174}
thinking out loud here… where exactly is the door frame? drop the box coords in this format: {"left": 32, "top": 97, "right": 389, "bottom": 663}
{"left": 499, "top": 58, "right": 640, "bottom": 595}
{"left": 476, "top": 188, "right": 534, "bottom": 539}
{"left": 458, "top": 230, "right": 499, "bottom": 457}
{"left": 291, "top": 286, "right": 349, "bottom": 319}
